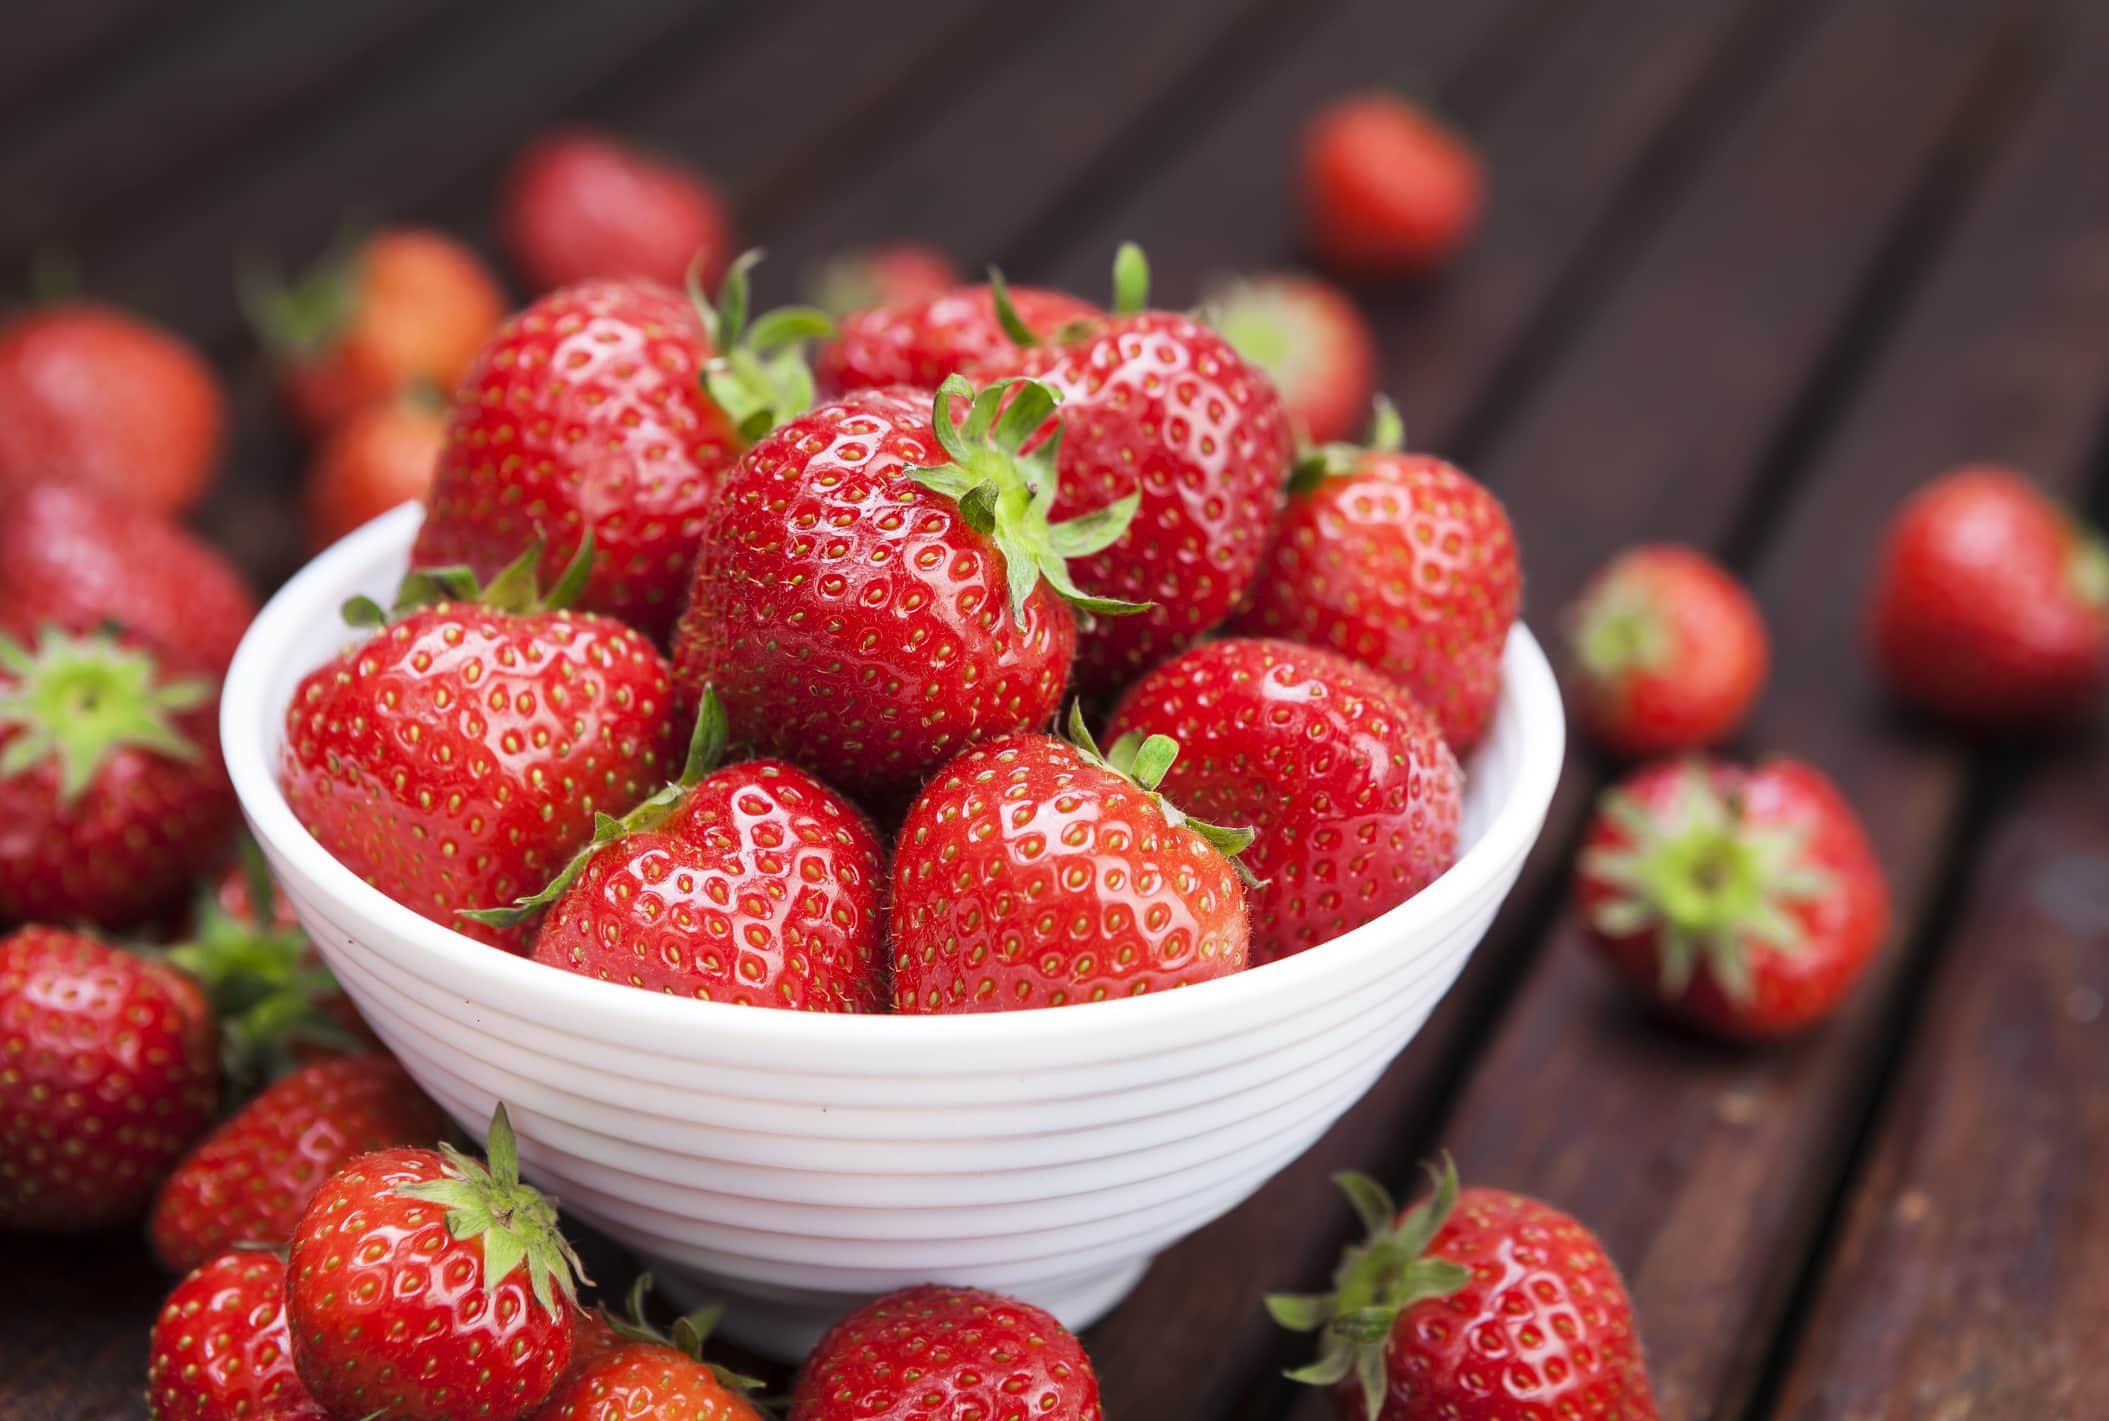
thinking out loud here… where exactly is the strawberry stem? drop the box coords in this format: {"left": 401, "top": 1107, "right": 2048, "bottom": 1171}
{"left": 1063, "top": 702, "right": 1260, "bottom": 884}
{"left": 0, "top": 627, "right": 209, "bottom": 804}
{"left": 688, "top": 248, "right": 834, "bottom": 443}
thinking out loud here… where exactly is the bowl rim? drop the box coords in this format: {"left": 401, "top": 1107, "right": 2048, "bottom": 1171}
{"left": 222, "top": 503, "right": 1565, "bottom": 1053}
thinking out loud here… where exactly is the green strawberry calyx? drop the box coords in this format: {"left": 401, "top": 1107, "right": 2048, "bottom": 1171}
{"left": 992, "top": 242, "right": 1151, "bottom": 350}
{"left": 1287, "top": 396, "right": 1405, "bottom": 496}
{"left": 598, "top": 1274, "right": 764, "bottom": 1394}
{"left": 393, "top": 1103, "right": 587, "bottom": 1318}
{"left": 689, "top": 248, "right": 835, "bottom": 443}
{"left": 342, "top": 531, "right": 596, "bottom": 629}
{"left": 906, "top": 374, "right": 1149, "bottom": 622}
{"left": 1064, "top": 702, "right": 1261, "bottom": 886}
{"left": 1581, "top": 763, "right": 1834, "bottom": 1001}
{"left": 1571, "top": 562, "right": 1673, "bottom": 685}
{"left": 2070, "top": 522, "right": 2109, "bottom": 613}
{"left": 0, "top": 626, "right": 210, "bottom": 803}
{"left": 238, "top": 223, "right": 366, "bottom": 360}
{"left": 461, "top": 688, "right": 731, "bottom": 931}
{"left": 1268, "top": 1158, "right": 1474, "bottom": 1419}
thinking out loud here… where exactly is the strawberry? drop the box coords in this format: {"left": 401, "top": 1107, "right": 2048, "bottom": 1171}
{"left": 814, "top": 274, "right": 1098, "bottom": 396}
{"left": 672, "top": 375, "right": 1140, "bottom": 809}
{"left": 1868, "top": 465, "right": 2109, "bottom": 726}
{"left": 304, "top": 386, "right": 448, "bottom": 549}
{"left": 281, "top": 541, "right": 679, "bottom": 950}
{"left": 1231, "top": 401, "right": 1519, "bottom": 750}
{"left": 0, "top": 479, "right": 256, "bottom": 674}
{"left": 503, "top": 130, "right": 734, "bottom": 295}
{"left": 532, "top": 1276, "right": 764, "bottom": 1421}
{"left": 1567, "top": 544, "right": 1769, "bottom": 758}
{"left": 147, "top": 1250, "right": 328, "bottom": 1421}
{"left": 287, "top": 1105, "right": 582, "bottom": 1420}
{"left": 412, "top": 262, "right": 827, "bottom": 641}
{"left": 809, "top": 242, "right": 962, "bottom": 319}
{"left": 246, "top": 226, "right": 506, "bottom": 434}
{"left": 791, "top": 1283, "right": 1103, "bottom": 1421}
{"left": 0, "top": 301, "right": 225, "bottom": 513}
{"left": 0, "top": 926, "right": 219, "bottom": 1232}
{"left": 1205, "top": 271, "right": 1377, "bottom": 445}
{"left": 149, "top": 1054, "right": 448, "bottom": 1274}
{"left": 1301, "top": 92, "right": 1484, "bottom": 281}
{"left": 981, "top": 246, "right": 1294, "bottom": 695}
{"left": 1577, "top": 757, "right": 1890, "bottom": 1040}
{"left": 1272, "top": 1160, "right": 1656, "bottom": 1420}
{"left": 0, "top": 625, "right": 237, "bottom": 930}
{"left": 1108, "top": 638, "right": 1462, "bottom": 965}
{"left": 892, "top": 706, "right": 1251, "bottom": 1012}
{"left": 469, "top": 690, "right": 888, "bottom": 1009}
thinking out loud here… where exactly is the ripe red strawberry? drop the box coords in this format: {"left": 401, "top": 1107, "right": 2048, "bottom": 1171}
{"left": 982, "top": 246, "right": 1294, "bottom": 694}
{"left": 673, "top": 375, "right": 1139, "bottom": 809}
{"left": 469, "top": 690, "right": 887, "bottom": 1009}
{"left": 413, "top": 263, "right": 828, "bottom": 641}
{"left": 1272, "top": 1160, "right": 1656, "bottom": 1420}
{"left": 1301, "top": 92, "right": 1484, "bottom": 281}
{"left": 809, "top": 242, "right": 962, "bottom": 319}
{"left": 0, "top": 301, "right": 225, "bottom": 513}
{"left": 0, "top": 926, "right": 219, "bottom": 1232}
{"left": 791, "top": 1284, "right": 1103, "bottom": 1421}
{"left": 1869, "top": 465, "right": 2109, "bottom": 726}
{"left": 1567, "top": 545, "right": 1769, "bottom": 758}
{"left": 148, "top": 1250, "right": 329, "bottom": 1421}
{"left": 0, "top": 479, "right": 256, "bottom": 674}
{"left": 0, "top": 626, "right": 237, "bottom": 930}
{"left": 1232, "top": 402, "right": 1519, "bottom": 750}
{"left": 305, "top": 387, "right": 448, "bottom": 549}
{"left": 1109, "top": 638, "right": 1462, "bottom": 965}
{"left": 1578, "top": 757, "right": 1890, "bottom": 1040}
{"left": 1205, "top": 271, "right": 1377, "bottom": 445}
{"left": 814, "top": 275, "right": 1098, "bottom": 396}
{"left": 531, "top": 1276, "right": 764, "bottom": 1421}
{"left": 504, "top": 130, "right": 734, "bottom": 294}
{"left": 281, "top": 542, "right": 679, "bottom": 950}
{"left": 287, "top": 1105, "right": 582, "bottom": 1421}
{"left": 247, "top": 226, "right": 505, "bottom": 434}
{"left": 150, "top": 1054, "right": 448, "bottom": 1273}
{"left": 892, "top": 707, "right": 1251, "bottom": 1012}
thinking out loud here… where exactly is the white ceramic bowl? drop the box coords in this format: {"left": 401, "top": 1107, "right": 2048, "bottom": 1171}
{"left": 222, "top": 503, "right": 1565, "bottom": 1359}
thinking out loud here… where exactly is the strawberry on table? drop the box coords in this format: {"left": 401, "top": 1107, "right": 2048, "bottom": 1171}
{"left": 981, "top": 245, "right": 1294, "bottom": 695}
{"left": 1567, "top": 544, "right": 1769, "bottom": 758}
{"left": 673, "top": 374, "right": 1141, "bottom": 809}
{"left": 0, "top": 625, "right": 237, "bottom": 930}
{"left": 148, "top": 1249, "right": 328, "bottom": 1421}
{"left": 0, "top": 926, "right": 219, "bottom": 1233}
{"left": 1868, "top": 464, "right": 2108, "bottom": 726}
{"left": 304, "top": 386, "right": 448, "bottom": 549}
{"left": 808, "top": 241, "right": 963, "bottom": 319}
{"left": 503, "top": 129, "right": 734, "bottom": 294}
{"left": 281, "top": 539, "right": 679, "bottom": 950}
{"left": 150, "top": 1054, "right": 447, "bottom": 1274}
{"left": 531, "top": 1275, "right": 764, "bottom": 1421}
{"left": 814, "top": 272, "right": 1098, "bottom": 395}
{"left": 1577, "top": 756, "right": 1890, "bottom": 1040}
{"left": 791, "top": 1283, "right": 1103, "bottom": 1421}
{"left": 1301, "top": 91, "right": 1485, "bottom": 281}
{"left": 892, "top": 705, "right": 1252, "bottom": 1012}
{"left": 287, "top": 1105, "right": 583, "bottom": 1421}
{"left": 1109, "top": 638, "right": 1462, "bottom": 965}
{"left": 1272, "top": 1160, "right": 1656, "bottom": 1420}
{"left": 1232, "top": 399, "right": 1519, "bottom": 750}
{"left": 246, "top": 226, "right": 505, "bottom": 434}
{"left": 0, "top": 300, "right": 225, "bottom": 513}
{"left": 469, "top": 690, "right": 888, "bottom": 1011}
{"left": 1205, "top": 270, "right": 1378, "bottom": 445}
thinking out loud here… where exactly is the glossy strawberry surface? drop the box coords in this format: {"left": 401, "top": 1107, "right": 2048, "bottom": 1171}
{"left": 281, "top": 604, "right": 677, "bottom": 949}
{"left": 815, "top": 283, "right": 1098, "bottom": 396}
{"left": 148, "top": 1250, "right": 328, "bottom": 1421}
{"left": 791, "top": 1284, "right": 1103, "bottom": 1421}
{"left": 150, "top": 1054, "right": 448, "bottom": 1273}
{"left": 413, "top": 280, "right": 737, "bottom": 641}
{"left": 534, "top": 1340, "right": 763, "bottom": 1421}
{"left": 990, "top": 311, "right": 1293, "bottom": 694}
{"left": 533, "top": 758, "right": 887, "bottom": 1010}
{"left": 1234, "top": 449, "right": 1519, "bottom": 751}
{"left": 1109, "top": 639, "right": 1461, "bottom": 965}
{"left": 672, "top": 387, "right": 1076, "bottom": 808}
{"left": 892, "top": 732, "right": 1248, "bottom": 1011}
{"left": 0, "top": 927, "right": 219, "bottom": 1232}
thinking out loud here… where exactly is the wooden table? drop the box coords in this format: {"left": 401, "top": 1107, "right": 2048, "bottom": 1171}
{"left": 4, "top": 0, "right": 2106, "bottom": 1416}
